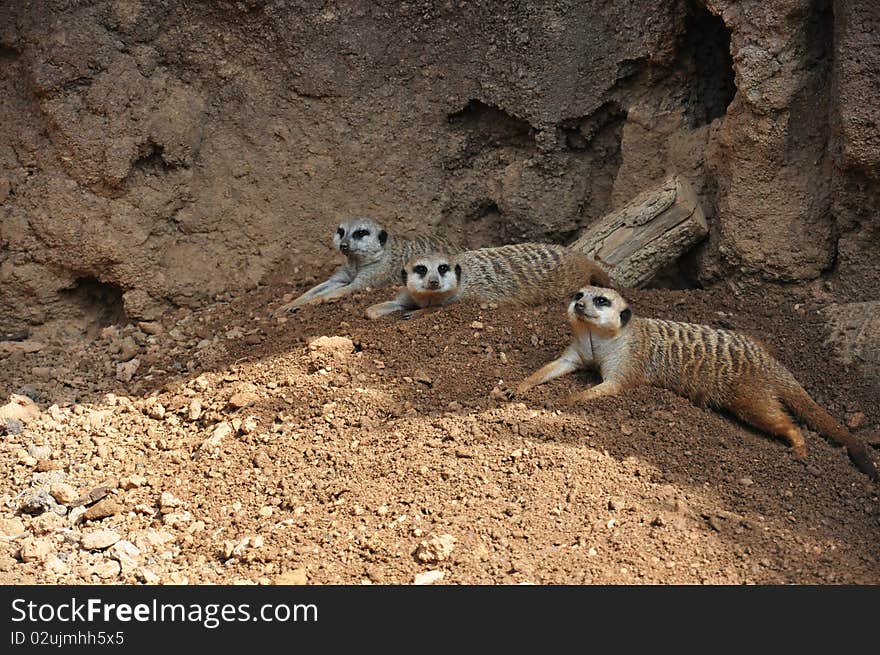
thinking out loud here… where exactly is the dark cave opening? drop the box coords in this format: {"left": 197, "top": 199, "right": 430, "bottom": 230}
{"left": 0, "top": 44, "right": 20, "bottom": 60}
{"left": 60, "top": 276, "right": 126, "bottom": 327}
{"left": 680, "top": 1, "right": 736, "bottom": 128}
{"left": 447, "top": 99, "right": 535, "bottom": 149}
{"left": 557, "top": 102, "right": 627, "bottom": 153}
{"left": 133, "top": 141, "right": 170, "bottom": 174}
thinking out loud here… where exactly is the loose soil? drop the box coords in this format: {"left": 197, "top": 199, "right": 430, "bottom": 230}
{"left": 0, "top": 274, "right": 878, "bottom": 585}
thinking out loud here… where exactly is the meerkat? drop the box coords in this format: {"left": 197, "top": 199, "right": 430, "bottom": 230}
{"left": 365, "top": 243, "right": 611, "bottom": 319}
{"left": 515, "top": 285, "right": 878, "bottom": 481}
{"left": 275, "top": 217, "right": 460, "bottom": 315}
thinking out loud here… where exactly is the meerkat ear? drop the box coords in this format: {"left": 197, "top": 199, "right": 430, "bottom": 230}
{"left": 401, "top": 269, "right": 407, "bottom": 285}
{"left": 591, "top": 268, "right": 612, "bottom": 288}
{"left": 455, "top": 264, "right": 462, "bottom": 282}
{"left": 619, "top": 308, "right": 632, "bottom": 327}
{"left": 378, "top": 230, "right": 388, "bottom": 246}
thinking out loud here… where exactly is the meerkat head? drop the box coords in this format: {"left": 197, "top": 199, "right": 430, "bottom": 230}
{"left": 401, "top": 253, "right": 460, "bottom": 306}
{"left": 568, "top": 286, "right": 632, "bottom": 336}
{"left": 333, "top": 217, "right": 388, "bottom": 264}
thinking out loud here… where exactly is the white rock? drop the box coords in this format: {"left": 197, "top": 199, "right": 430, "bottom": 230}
{"left": 115, "top": 358, "right": 140, "bottom": 382}
{"left": 30, "top": 512, "right": 66, "bottom": 535}
{"left": 143, "top": 399, "right": 165, "bottom": 420}
{"left": 119, "top": 474, "right": 147, "bottom": 490}
{"left": 159, "top": 491, "right": 183, "bottom": 509}
{"left": 162, "top": 511, "right": 192, "bottom": 528}
{"left": 27, "top": 444, "right": 53, "bottom": 460}
{"left": 81, "top": 529, "right": 121, "bottom": 551}
{"left": 0, "top": 394, "right": 40, "bottom": 421}
{"left": 413, "top": 570, "right": 445, "bottom": 585}
{"left": 50, "top": 482, "right": 79, "bottom": 505}
{"left": 19, "top": 537, "right": 54, "bottom": 563}
{"left": 0, "top": 517, "right": 26, "bottom": 537}
{"left": 47, "top": 404, "right": 66, "bottom": 422}
{"left": 134, "top": 529, "right": 176, "bottom": 549}
{"left": 201, "top": 422, "right": 232, "bottom": 450}
{"left": 68, "top": 506, "right": 87, "bottom": 524}
{"left": 224, "top": 535, "right": 264, "bottom": 558}
{"left": 44, "top": 555, "right": 71, "bottom": 576}
{"left": 274, "top": 568, "right": 308, "bottom": 585}
{"left": 188, "top": 399, "right": 202, "bottom": 421}
{"left": 32, "top": 469, "right": 67, "bottom": 485}
{"left": 137, "top": 567, "right": 160, "bottom": 584}
{"left": 414, "top": 534, "right": 457, "bottom": 563}
{"left": 90, "top": 560, "right": 121, "bottom": 579}
{"left": 308, "top": 335, "right": 354, "bottom": 356}
{"left": 108, "top": 540, "right": 141, "bottom": 572}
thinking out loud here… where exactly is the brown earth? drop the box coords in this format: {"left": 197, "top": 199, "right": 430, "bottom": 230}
{"left": 0, "top": 274, "right": 878, "bottom": 585}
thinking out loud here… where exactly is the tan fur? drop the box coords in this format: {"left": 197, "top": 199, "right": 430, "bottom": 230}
{"left": 452, "top": 243, "right": 611, "bottom": 305}
{"left": 517, "top": 286, "right": 878, "bottom": 481}
{"left": 365, "top": 243, "right": 610, "bottom": 319}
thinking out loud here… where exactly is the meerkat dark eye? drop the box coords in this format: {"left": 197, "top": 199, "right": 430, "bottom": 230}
{"left": 353, "top": 229, "right": 370, "bottom": 239}
{"left": 593, "top": 296, "right": 611, "bottom": 308}
{"left": 413, "top": 265, "right": 428, "bottom": 277}
{"left": 336, "top": 227, "right": 345, "bottom": 238}
{"left": 438, "top": 264, "right": 450, "bottom": 275}
{"left": 573, "top": 291, "right": 584, "bottom": 302}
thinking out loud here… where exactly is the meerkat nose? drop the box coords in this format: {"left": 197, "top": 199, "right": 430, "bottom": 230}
{"left": 574, "top": 302, "right": 585, "bottom": 311}
{"left": 429, "top": 279, "right": 440, "bottom": 289}
{"left": 339, "top": 243, "right": 349, "bottom": 253}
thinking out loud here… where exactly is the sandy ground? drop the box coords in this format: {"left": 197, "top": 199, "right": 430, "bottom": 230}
{"left": 0, "top": 274, "right": 878, "bottom": 585}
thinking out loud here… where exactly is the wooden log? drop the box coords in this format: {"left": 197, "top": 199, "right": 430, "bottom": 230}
{"left": 569, "top": 175, "right": 708, "bottom": 288}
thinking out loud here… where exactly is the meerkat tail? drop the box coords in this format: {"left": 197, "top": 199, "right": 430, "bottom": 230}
{"left": 776, "top": 375, "right": 878, "bottom": 481}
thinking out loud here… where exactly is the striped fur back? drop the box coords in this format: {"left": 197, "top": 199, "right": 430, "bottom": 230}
{"left": 457, "top": 243, "right": 600, "bottom": 304}
{"left": 627, "top": 318, "right": 775, "bottom": 407}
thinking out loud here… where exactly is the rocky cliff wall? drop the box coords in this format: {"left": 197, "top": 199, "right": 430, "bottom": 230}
{"left": 0, "top": 0, "right": 877, "bottom": 332}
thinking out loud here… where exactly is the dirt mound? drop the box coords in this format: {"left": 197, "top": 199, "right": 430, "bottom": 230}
{"left": 1, "top": 279, "right": 877, "bottom": 584}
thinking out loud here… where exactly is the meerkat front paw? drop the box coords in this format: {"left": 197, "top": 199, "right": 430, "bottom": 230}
{"left": 790, "top": 444, "right": 808, "bottom": 461}
{"left": 514, "top": 382, "right": 533, "bottom": 397}
{"left": 274, "top": 300, "right": 302, "bottom": 316}
{"left": 364, "top": 305, "right": 386, "bottom": 320}
{"left": 564, "top": 391, "right": 586, "bottom": 407}
{"left": 863, "top": 430, "right": 880, "bottom": 448}
{"left": 490, "top": 383, "right": 517, "bottom": 402}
